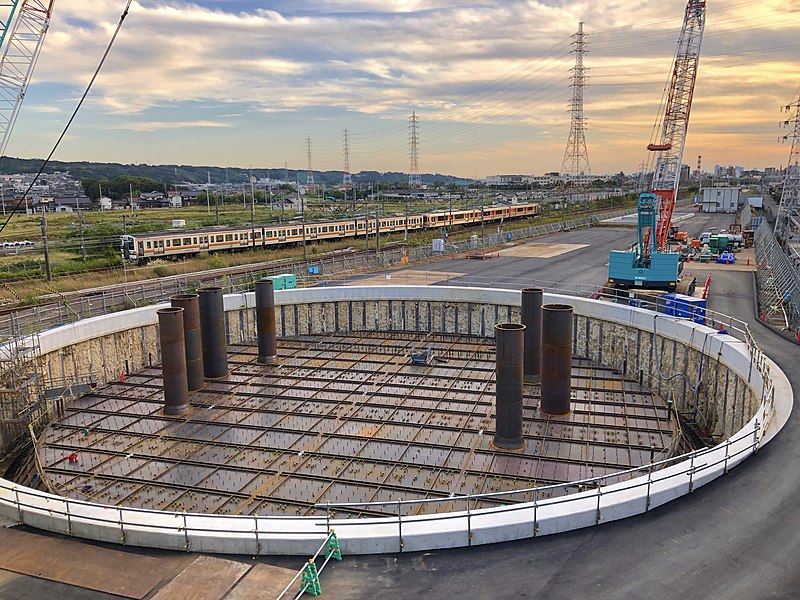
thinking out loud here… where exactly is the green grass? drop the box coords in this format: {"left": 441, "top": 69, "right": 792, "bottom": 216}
{"left": 0, "top": 194, "right": 638, "bottom": 302}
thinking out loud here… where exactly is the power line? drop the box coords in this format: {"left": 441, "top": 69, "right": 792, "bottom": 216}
{"left": 0, "top": 0, "right": 134, "bottom": 236}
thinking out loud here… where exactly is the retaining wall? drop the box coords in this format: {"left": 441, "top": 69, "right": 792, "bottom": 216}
{"left": 0, "top": 286, "right": 790, "bottom": 555}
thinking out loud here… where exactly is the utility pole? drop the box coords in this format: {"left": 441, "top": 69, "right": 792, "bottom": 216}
{"left": 40, "top": 213, "right": 51, "bottom": 282}
{"left": 404, "top": 195, "right": 409, "bottom": 242}
{"left": 561, "top": 21, "right": 592, "bottom": 211}
{"left": 480, "top": 200, "right": 485, "bottom": 243}
{"left": 302, "top": 205, "right": 307, "bottom": 262}
{"left": 375, "top": 205, "right": 380, "bottom": 253}
{"left": 206, "top": 171, "right": 211, "bottom": 215}
{"left": 79, "top": 210, "right": 85, "bottom": 260}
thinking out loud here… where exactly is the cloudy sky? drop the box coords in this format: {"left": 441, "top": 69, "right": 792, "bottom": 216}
{"left": 10, "top": 0, "right": 800, "bottom": 178}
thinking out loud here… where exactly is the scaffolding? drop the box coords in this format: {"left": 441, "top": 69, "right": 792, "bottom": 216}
{"left": 0, "top": 311, "right": 45, "bottom": 451}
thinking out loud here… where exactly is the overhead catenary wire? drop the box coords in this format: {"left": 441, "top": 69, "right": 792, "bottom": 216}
{"left": 0, "top": 0, "right": 134, "bottom": 236}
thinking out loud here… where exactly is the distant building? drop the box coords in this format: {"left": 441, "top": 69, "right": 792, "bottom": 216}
{"left": 701, "top": 186, "right": 740, "bottom": 213}
{"left": 53, "top": 195, "right": 91, "bottom": 213}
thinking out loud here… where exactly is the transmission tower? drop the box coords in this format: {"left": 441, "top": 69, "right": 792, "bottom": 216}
{"left": 342, "top": 128, "right": 352, "bottom": 188}
{"left": 561, "top": 22, "right": 591, "bottom": 208}
{"left": 775, "top": 95, "right": 800, "bottom": 260}
{"left": 305, "top": 137, "right": 315, "bottom": 186}
{"left": 409, "top": 111, "right": 421, "bottom": 189}
{"left": 0, "top": 1, "right": 55, "bottom": 157}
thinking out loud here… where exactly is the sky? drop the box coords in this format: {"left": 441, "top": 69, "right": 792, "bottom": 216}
{"left": 8, "top": 0, "right": 800, "bottom": 178}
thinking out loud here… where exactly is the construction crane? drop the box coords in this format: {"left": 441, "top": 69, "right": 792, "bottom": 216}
{"left": 0, "top": 2, "right": 23, "bottom": 52}
{"left": 0, "top": 0, "right": 55, "bottom": 158}
{"left": 608, "top": 0, "right": 706, "bottom": 292}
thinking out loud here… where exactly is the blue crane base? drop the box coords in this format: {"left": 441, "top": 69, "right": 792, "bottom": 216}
{"left": 608, "top": 250, "right": 680, "bottom": 290}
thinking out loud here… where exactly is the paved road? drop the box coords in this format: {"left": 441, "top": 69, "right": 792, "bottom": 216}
{"left": 310, "top": 230, "right": 800, "bottom": 600}
{"left": 4, "top": 212, "right": 798, "bottom": 599}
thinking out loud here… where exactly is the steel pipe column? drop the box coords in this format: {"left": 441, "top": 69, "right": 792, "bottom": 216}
{"left": 521, "top": 288, "right": 543, "bottom": 383}
{"left": 198, "top": 287, "right": 228, "bottom": 378}
{"left": 255, "top": 279, "right": 278, "bottom": 364}
{"left": 157, "top": 307, "right": 190, "bottom": 415}
{"left": 541, "top": 304, "right": 574, "bottom": 415}
{"left": 170, "top": 294, "right": 204, "bottom": 390}
{"left": 493, "top": 323, "right": 525, "bottom": 451}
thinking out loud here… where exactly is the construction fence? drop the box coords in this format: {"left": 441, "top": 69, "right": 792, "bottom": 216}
{"left": 754, "top": 220, "right": 800, "bottom": 338}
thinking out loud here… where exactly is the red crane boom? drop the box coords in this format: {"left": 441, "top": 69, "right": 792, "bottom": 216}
{"left": 648, "top": 0, "right": 706, "bottom": 252}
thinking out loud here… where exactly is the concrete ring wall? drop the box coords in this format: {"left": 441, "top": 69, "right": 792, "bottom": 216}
{"left": 0, "top": 286, "right": 791, "bottom": 556}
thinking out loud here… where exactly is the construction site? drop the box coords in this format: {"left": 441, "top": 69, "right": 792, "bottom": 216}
{"left": 35, "top": 322, "right": 678, "bottom": 518}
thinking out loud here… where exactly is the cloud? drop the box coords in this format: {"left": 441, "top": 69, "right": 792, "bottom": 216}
{"left": 26, "top": 105, "right": 62, "bottom": 113}
{"left": 15, "top": 0, "right": 800, "bottom": 175}
{"left": 110, "top": 120, "right": 232, "bottom": 132}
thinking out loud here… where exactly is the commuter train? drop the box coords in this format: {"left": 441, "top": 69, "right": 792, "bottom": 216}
{"left": 121, "top": 202, "right": 538, "bottom": 264}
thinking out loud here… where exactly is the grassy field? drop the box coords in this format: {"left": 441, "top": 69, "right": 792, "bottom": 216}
{"left": 0, "top": 194, "right": 638, "bottom": 304}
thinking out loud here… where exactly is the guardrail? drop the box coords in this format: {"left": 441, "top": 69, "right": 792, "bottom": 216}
{"left": 0, "top": 286, "right": 789, "bottom": 556}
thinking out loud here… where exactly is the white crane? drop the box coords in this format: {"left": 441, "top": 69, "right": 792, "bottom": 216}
{"left": 0, "top": 0, "right": 55, "bottom": 157}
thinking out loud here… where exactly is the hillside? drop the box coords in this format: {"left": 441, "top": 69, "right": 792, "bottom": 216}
{"left": 0, "top": 156, "right": 472, "bottom": 187}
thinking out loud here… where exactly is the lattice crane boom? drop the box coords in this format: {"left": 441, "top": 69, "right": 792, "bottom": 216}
{"left": 648, "top": 0, "right": 706, "bottom": 253}
{"left": 0, "top": 1, "right": 22, "bottom": 52}
{"left": 0, "top": 0, "right": 55, "bottom": 158}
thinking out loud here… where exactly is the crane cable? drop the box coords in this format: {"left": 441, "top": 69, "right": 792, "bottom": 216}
{"left": 0, "top": 0, "right": 133, "bottom": 236}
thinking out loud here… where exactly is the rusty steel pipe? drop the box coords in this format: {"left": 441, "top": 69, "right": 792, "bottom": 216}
{"left": 255, "top": 279, "right": 278, "bottom": 364}
{"left": 170, "top": 294, "right": 204, "bottom": 391}
{"left": 493, "top": 323, "right": 525, "bottom": 451}
{"left": 157, "top": 307, "right": 190, "bottom": 415}
{"left": 540, "top": 304, "right": 573, "bottom": 416}
{"left": 521, "top": 288, "right": 543, "bottom": 383}
{"left": 198, "top": 287, "right": 228, "bottom": 378}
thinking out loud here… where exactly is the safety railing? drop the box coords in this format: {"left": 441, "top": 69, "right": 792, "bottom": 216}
{"left": 0, "top": 409, "right": 768, "bottom": 556}
{"left": 275, "top": 530, "right": 342, "bottom": 600}
{"left": 313, "top": 417, "right": 764, "bottom": 552}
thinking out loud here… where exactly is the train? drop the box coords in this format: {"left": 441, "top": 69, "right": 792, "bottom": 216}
{"left": 121, "top": 202, "right": 539, "bottom": 264}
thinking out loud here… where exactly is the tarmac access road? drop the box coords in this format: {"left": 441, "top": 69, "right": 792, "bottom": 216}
{"left": 339, "top": 211, "right": 737, "bottom": 292}
{"left": 4, "top": 211, "right": 796, "bottom": 599}
{"left": 306, "top": 220, "right": 800, "bottom": 599}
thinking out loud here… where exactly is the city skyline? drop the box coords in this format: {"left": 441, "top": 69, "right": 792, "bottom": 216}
{"left": 11, "top": 0, "right": 800, "bottom": 178}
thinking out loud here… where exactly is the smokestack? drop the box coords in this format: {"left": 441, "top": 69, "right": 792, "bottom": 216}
{"left": 521, "top": 288, "right": 543, "bottom": 382}
{"left": 493, "top": 323, "right": 525, "bottom": 451}
{"left": 170, "top": 294, "right": 204, "bottom": 391}
{"left": 198, "top": 287, "right": 228, "bottom": 378}
{"left": 157, "top": 307, "right": 190, "bottom": 415}
{"left": 540, "top": 304, "right": 573, "bottom": 415}
{"left": 255, "top": 279, "right": 278, "bottom": 364}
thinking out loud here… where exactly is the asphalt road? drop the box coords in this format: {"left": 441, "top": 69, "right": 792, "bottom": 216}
{"left": 379, "top": 211, "right": 737, "bottom": 292}
{"left": 311, "top": 215, "right": 800, "bottom": 599}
